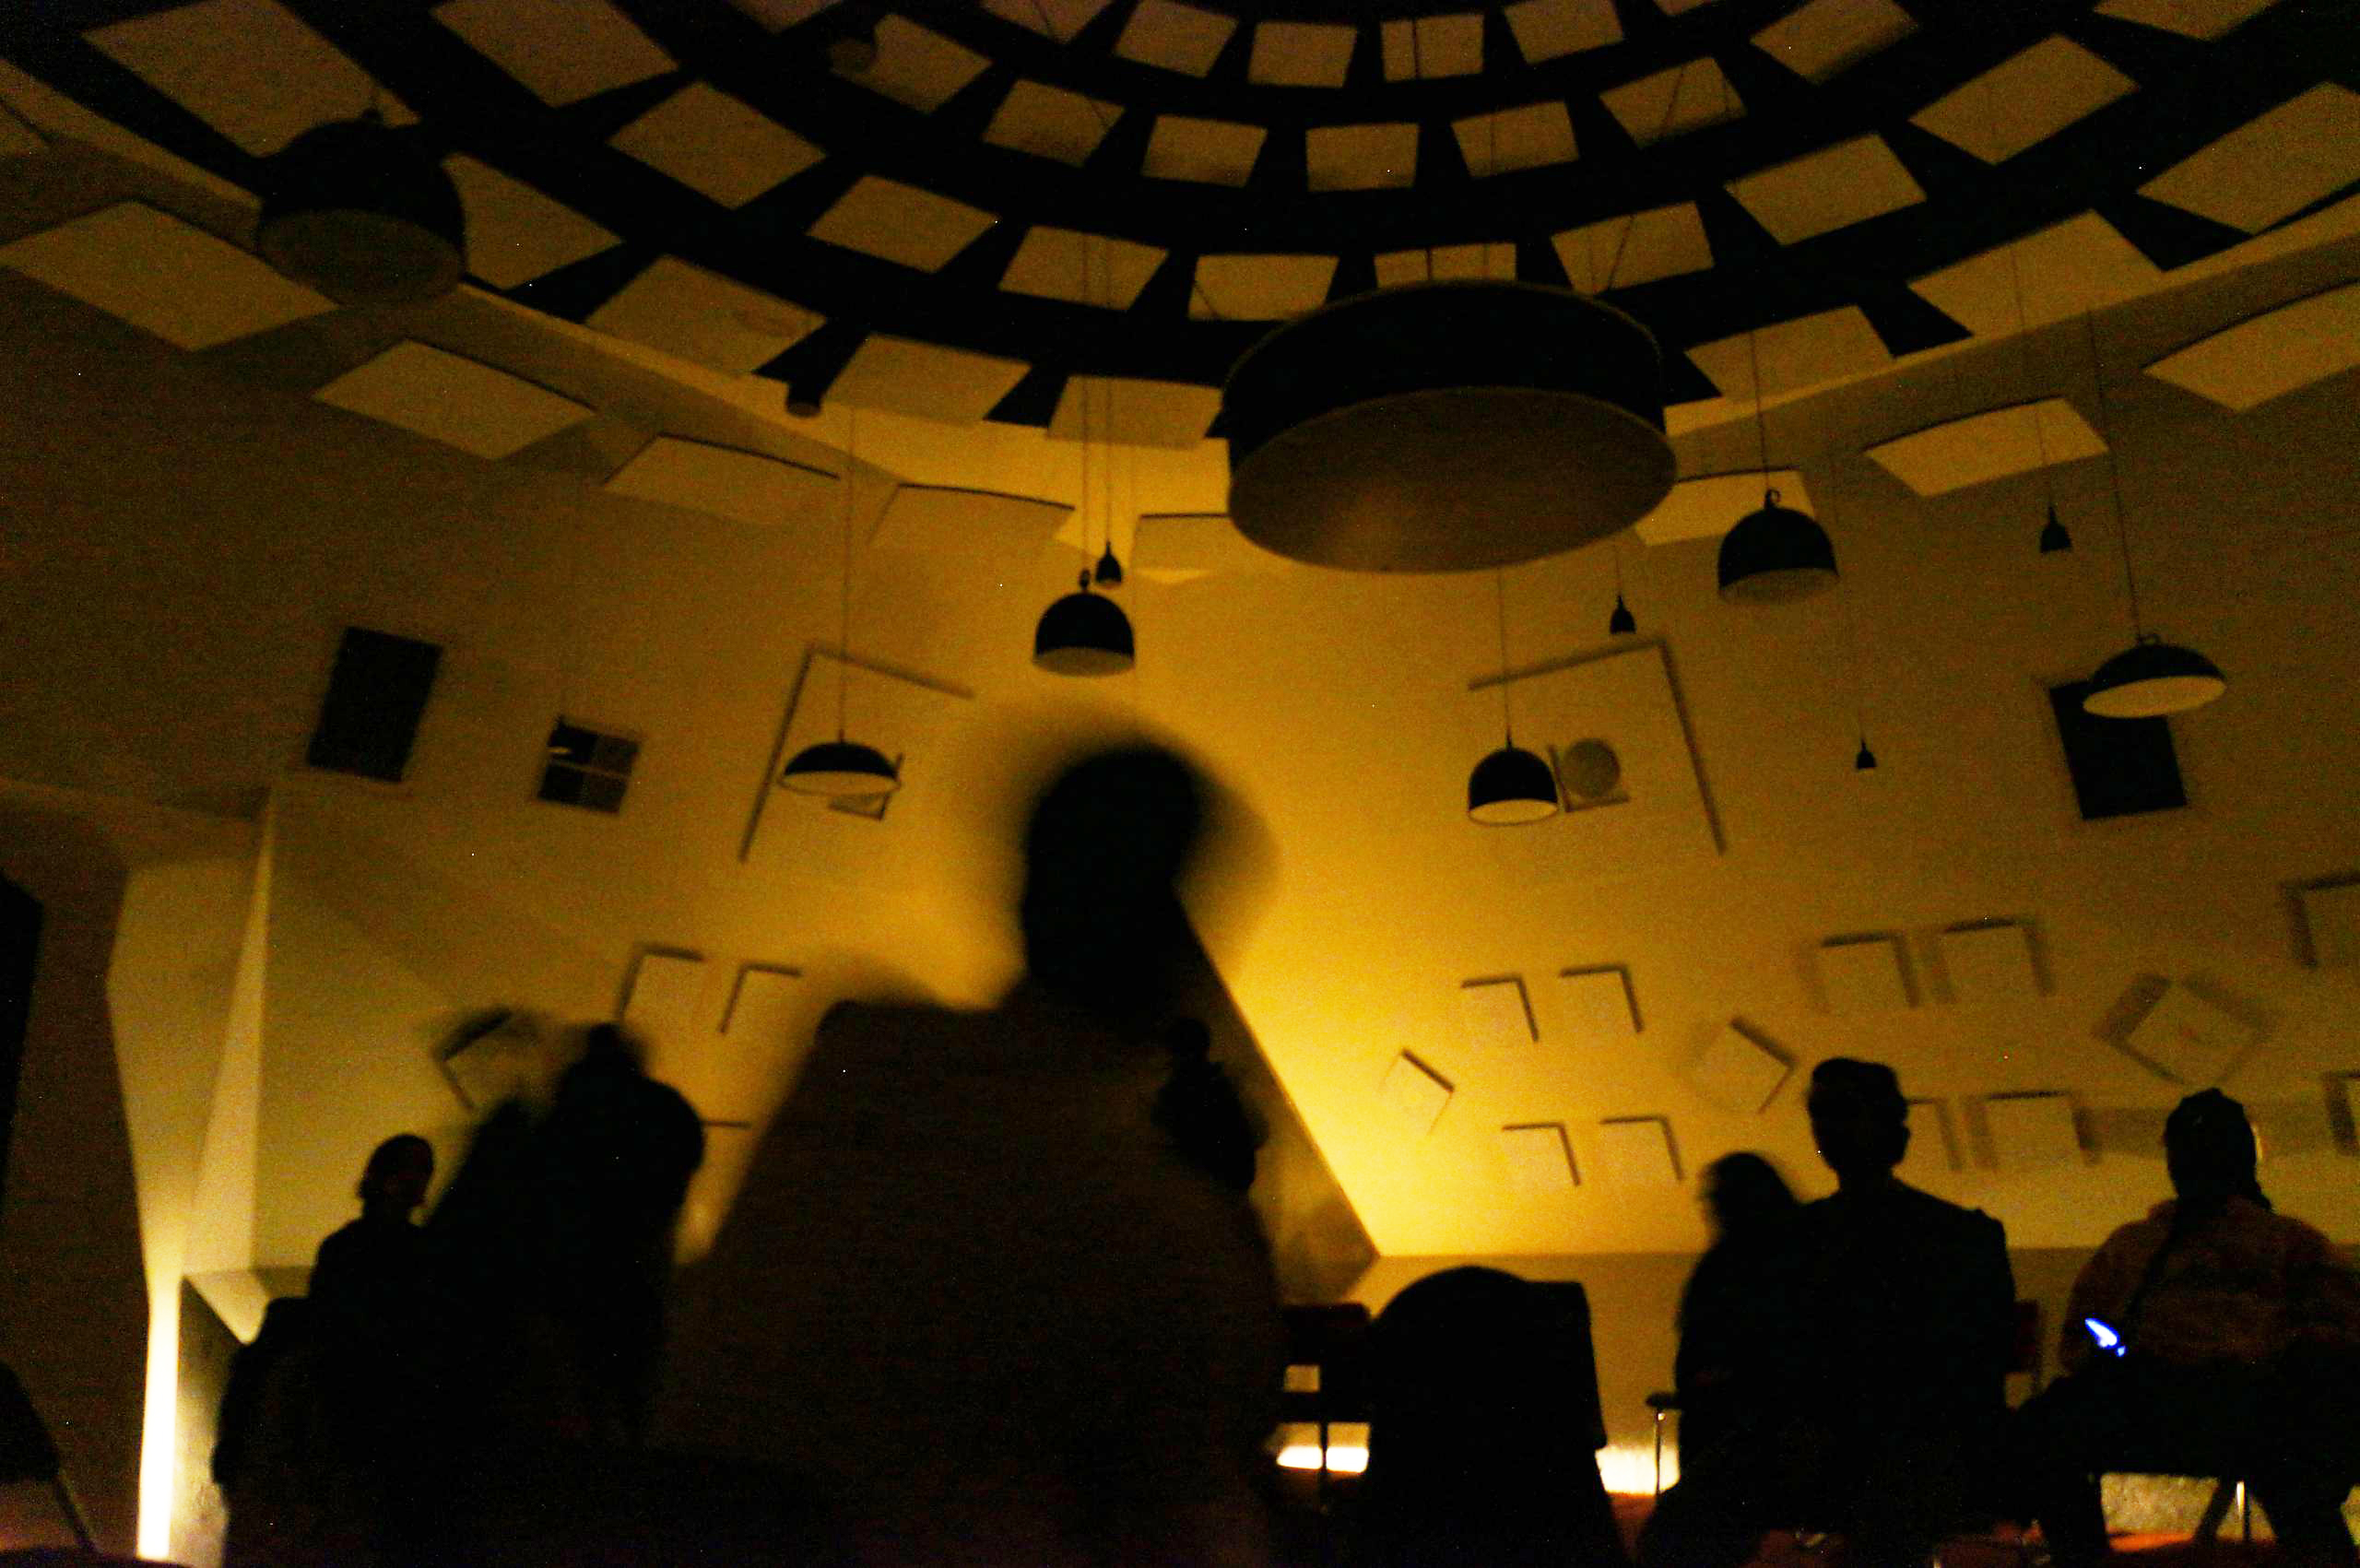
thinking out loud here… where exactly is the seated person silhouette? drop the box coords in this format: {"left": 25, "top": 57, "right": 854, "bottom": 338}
{"left": 2010, "top": 1089, "right": 2360, "bottom": 1568}
{"left": 657, "top": 745, "right": 1283, "bottom": 1568}
{"left": 1351, "top": 1266, "right": 1627, "bottom": 1568}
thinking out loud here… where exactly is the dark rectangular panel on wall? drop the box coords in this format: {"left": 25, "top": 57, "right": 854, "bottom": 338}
{"left": 0, "top": 875, "right": 38, "bottom": 1213}
{"left": 306, "top": 628, "right": 442, "bottom": 782}
{"left": 2047, "top": 680, "right": 2187, "bottom": 820}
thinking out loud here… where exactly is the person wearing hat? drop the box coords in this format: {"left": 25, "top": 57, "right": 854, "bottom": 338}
{"left": 2012, "top": 1089, "right": 2360, "bottom": 1566}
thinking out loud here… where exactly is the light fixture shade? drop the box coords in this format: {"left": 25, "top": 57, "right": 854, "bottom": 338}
{"left": 2038, "top": 505, "right": 2073, "bottom": 554}
{"left": 1033, "top": 584, "right": 1135, "bottom": 676}
{"left": 256, "top": 115, "right": 466, "bottom": 306}
{"left": 1608, "top": 593, "right": 1636, "bottom": 636}
{"left": 1855, "top": 738, "right": 1879, "bottom": 772}
{"left": 1221, "top": 281, "right": 1672, "bottom": 572}
{"left": 781, "top": 738, "right": 899, "bottom": 797}
{"left": 1467, "top": 744, "right": 1561, "bottom": 825}
{"left": 2082, "top": 636, "right": 2225, "bottom": 718}
{"left": 1717, "top": 494, "right": 1837, "bottom": 605}
{"left": 1093, "top": 543, "right": 1124, "bottom": 587}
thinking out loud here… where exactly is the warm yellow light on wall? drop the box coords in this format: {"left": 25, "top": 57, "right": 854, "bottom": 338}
{"left": 136, "top": 1281, "right": 179, "bottom": 1560}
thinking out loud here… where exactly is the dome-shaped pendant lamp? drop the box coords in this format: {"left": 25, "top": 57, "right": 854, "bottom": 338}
{"left": 1034, "top": 571, "right": 1135, "bottom": 676}
{"left": 1718, "top": 489, "right": 1837, "bottom": 604}
{"left": 782, "top": 407, "right": 900, "bottom": 799}
{"left": 2083, "top": 636, "right": 2226, "bottom": 719}
{"left": 255, "top": 110, "right": 465, "bottom": 306}
{"left": 1469, "top": 744, "right": 1561, "bottom": 824}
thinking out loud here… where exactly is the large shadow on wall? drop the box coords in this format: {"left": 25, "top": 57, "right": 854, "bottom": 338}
{"left": 0, "top": 810, "right": 150, "bottom": 1554}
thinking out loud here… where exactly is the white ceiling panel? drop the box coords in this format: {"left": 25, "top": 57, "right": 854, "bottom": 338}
{"left": 1374, "top": 242, "right": 1516, "bottom": 288}
{"left": 0, "top": 58, "right": 253, "bottom": 206}
{"left": 0, "top": 201, "right": 332, "bottom": 349}
{"left": 1048, "top": 376, "right": 1222, "bottom": 447}
{"left": 1553, "top": 203, "right": 1712, "bottom": 291}
{"left": 1909, "top": 213, "right": 2163, "bottom": 336}
{"left": 315, "top": 341, "right": 591, "bottom": 459}
{"left": 829, "top": 334, "right": 1030, "bottom": 422}
{"left": 1142, "top": 115, "right": 1266, "bottom": 185}
{"left": 1865, "top": 399, "right": 2106, "bottom": 496}
{"left": 2138, "top": 84, "right": 2360, "bottom": 234}
{"left": 2093, "top": 0, "right": 2280, "bottom": 38}
{"left": 808, "top": 176, "right": 999, "bottom": 272}
{"left": 998, "top": 226, "right": 1164, "bottom": 308}
{"left": 443, "top": 157, "right": 618, "bottom": 289}
{"left": 1728, "top": 134, "right": 1926, "bottom": 244}
{"left": 1116, "top": 0, "right": 1236, "bottom": 76}
{"left": 1381, "top": 16, "right": 1483, "bottom": 79}
{"left": 610, "top": 83, "right": 822, "bottom": 207}
{"left": 1633, "top": 468, "right": 1811, "bottom": 545}
{"left": 1249, "top": 21, "right": 1355, "bottom": 88}
{"left": 586, "top": 257, "right": 820, "bottom": 374}
{"left": 1501, "top": 1124, "right": 1578, "bottom": 1193}
{"left": 1504, "top": 0, "right": 1622, "bottom": 64}
{"left": 2144, "top": 282, "right": 2360, "bottom": 411}
{"left": 1452, "top": 100, "right": 1578, "bottom": 176}
{"left": 433, "top": 0, "right": 674, "bottom": 107}
{"left": 979, "top": 0, "right": 1114, "bottom": 37}
{"left": 983, "top": 79, "right": 1118, "bottom": 165}
{"left": 1910, "top": 37, "right": 2136, "bottom": 163}
{"left": 88, "top": 0, "right": 414, "bottom": 157}
{"left": 869, "top": 483, "right": 1068, "bottom": 561}
{"left": 1751, "top": 0, "right": 1916, "bottom": 83}
{"left": 840, "top": 16, "right": 990, "bottom": 111}
{"left": 1601, "top": 58, "right": 1742, "bottom": 146}
{"left": 1307, "top": 123, "right": 1420, "bottom": 192}
{"left": 1687, "top": 305, "right": 1893, "bottom": 398}
{"left": 605, "top": 436, "right": 836, "bottom": 529}
{"left": 1189, "top": 253, "right": 1337, "bottom": 320}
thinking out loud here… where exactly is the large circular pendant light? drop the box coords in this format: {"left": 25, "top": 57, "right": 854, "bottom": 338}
{"left": 256, "top": 112, "right": 465, "bottom": 306}
{"left": 2083, "top": 636, "right": 2226, "bottom": 718}
{"left": 1034, "top": 572, "right": 1134, "bottom": 676}
{"left": 782, "top": 408, "right": 900, "bottom": 799}
{"left": 1221, "top": 281, "right": 1672, "bottom": 572}
{"left": 1469, "top": 744, "right": 1561, "bottom": 824}
{"left": 1717, "top": 489, "right": 1837, "bottom": 604}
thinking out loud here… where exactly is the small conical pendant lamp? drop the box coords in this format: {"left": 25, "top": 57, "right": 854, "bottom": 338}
{"left": 1607, "top": 541, "right": 1637, "bottom": 635}
{"left": 2075, "top": 312, "right": 2224, "bottom": 718}
{"left": 1854, "top": 734, "right": 1878, "bottom": 772}
{"left": 2039, "top": 504, "right": 2072, "bottom": 554}
{"left": 784, "top": 408, "right": 899, "bottom": 798}
{"left": 1468, "top": 571, "right": 1559, "bottom": 824}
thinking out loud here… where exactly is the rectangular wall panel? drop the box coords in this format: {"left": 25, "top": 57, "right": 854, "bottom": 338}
{"left": 1903, "top": 1098, "right": 1958, "bottom": 1177}
{"left": 2297, "top": 880, "right": 2360, "bottom": 969}
{"left": 2122, "top": 983, "right": 2258, "bottom": 1087}
{"left": 1941, "top": 921, "right": 2041, "bottom": 1002}
{"left": 620, "top": 947, "right": 708, "bottom": 1044}
{"left": 1985, "top": 1092, "right": 2082, "bottom": 1169}
{"left": 1597, "top": 1116, "right": 1681, "bottom": 1186}
{"left": 1688, "top": 1022, "right": 1790, "bottom": 1113}
{"left": 1501, "top": 1123, "right": 1578, "bottom": 1193}
{"left": 721, "top": 962, "right": 802, "bottom": 1038}
{"left": 1381, "top": 1052, "right": 1453, "bottom": 1134}
{"left": 1821, "top": 936, "right": 1914, "bottom": 1014}
{"left": 1559, "top": 965, "right": 1640, "bottom": 1042}
{"left": 1459, "top": 975, "right": 1538, "bottom": 1050}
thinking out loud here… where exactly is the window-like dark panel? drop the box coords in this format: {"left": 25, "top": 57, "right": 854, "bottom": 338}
{"left": 306, "top": 628, "right": 442, "bottom": 783}
{"left": 537, "top": 717, "right": 637, "bottom": 814}
{"left": 2047, "top": 680, "right": 2188, "bottom": 820}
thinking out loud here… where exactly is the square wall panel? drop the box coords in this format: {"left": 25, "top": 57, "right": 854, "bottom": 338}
{"left": 1307, "top": 124, "right": 1420, "bottom": 192}
{"left": 2297, "top": 879, "right": 2360, "bottom": 969}
{"left": 1985, "top": 1092, "right": 2082, "bottom": 1169}
{"left": 1381, "top": 1052, "right": 1453, "bottom": 1134}
{"left": 1116, "top": 0, "right": 1236, "bottom": 76}
{"left": 1865, "top": 399, "right": 2106, "bottom": 497}
{"left": 841, "top": 16, "right": 989, "bottom": 112}
{"left": 2145, "top": 282, "right": 2360, "bottom": 412}
{"left": 620, "top": 948, "right": 708, "bottom": 1044}
{"left": 1940, "top": 922, "right": 2042, "bottom": 1003}
{"left": 1634, "top": 469, "right": 1811, "bottom": 545}
{"left": 1249, "top": 21, "right": 1355, "bottom": 87}
{"left": 721, "top": 962, "right": 801, "bottom": 1037}
{"left": 315, "top": 342, "right": 591, "bottom": 460}
{"left": 433, "top": 0, "right": 674, "bottom": 107}
{"left": 2122, "top": 983, "right": 2259, "bottom": 1086}
{"left": 1553, "top": 203, "right": 1712, "bottom": 291}
{"left": 1453, "top": 100, "right": 1577, "bottom": 177}
{"left": 1143, "top": 115, "right": 1266, "bottom": 185}
{"left": 1909, "top": 36, "right": 2135, "bottom": 164}
{"left": 89, "top": 0, "right": 413, "bottom": 156}
{"left": 1460, "top": 976, "right": 1538, "bottom": 1051}
{"left": 1688, "top": 1022, "right": 1790, "bottom": 1113}
{"left": 1375, "top": 243, "right": 1516, "bottom": 288}
{"left": 610, "top": 83, "right": 822, "bottom": 207}
{"left": 2139, "top": 85, "right": 2360, "bottom": 234}
{"left": 444, "top": 157, "right": 619, "bottom": 289}
{"left": 1381, "top": 16, "right": 1483, "bottom": 80}
{"left": 1752, "top": 0, "right": 1915, "bottom": 84}
{"left": 984, "top": 79, "right": 1119, "bottom": 165}
{"left": 1820, "top": 936, "right": 1913, "bottom": 1015}
{"left": 586, "top": 257, "right": 820, "bottom": 373}
{"left": 808, "top": 177, "right": 998, "bottom": 273}
{"left": 1502, "top": 1124, "right": 1578, "bottom": 1193}
{"left": 1504, "top": 0, "right": 1622, "bottom": 64}
{"left": 1597, "top": 1116, "right": 1681, "bottom": 1186}
{"left": 829, "top": 335, "right": 1030, "bottom": 423}
{"left": 999, "top": 226, "right": 1164, "bottom": 308}
{"left": 1728, "top": 135, "right": 1926, "bottom": 245}
{"left": 1559, "top": 966, "right": 1639, "bottom": 1043}
{"left": 0, "top": 202, "right": 332, "bottom": 349}
{"left": 1190, "top": 253, "right": 1337, "bottom": 320}
{"left": 1601, "top": 58, "right": 1741, "bottom": 146}
{"left": 605, "top": 436, "right": 836, "bottom": 529}
{"left": 1903, "top": 1099, "right": 1959, "bottom": 1177}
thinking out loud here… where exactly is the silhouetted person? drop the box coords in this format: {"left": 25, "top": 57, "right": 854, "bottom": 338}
{"left": 1153, "top": 1017, "right": 1261, "bottom": 1194}
{"left": 1352, "top": 1267, "right": 1626, "bottom": 1568}
{"left": 2011, "top": 1090, "right": 2360, "bottom": 1567}
{"left": 309, "top": 1133, "right": 434, "bottom": 1335}
{"left": 658, "top": 744, "right": 1283, "bottom": 1567}
{"left": 1786, "top": 1058, "right": 2014, "bottom": 1566}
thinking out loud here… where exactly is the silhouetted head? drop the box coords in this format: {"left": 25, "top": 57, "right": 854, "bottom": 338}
{"left": 1703, "top": 1152, "right": 1798, "bottom": 1240}
{"left": 579, "top": 1020, "right": 647, "bottom": 1071}
{"left": 2165, "top": 1089, "right": 2266, "bottom": 1209}
{"left": 1369, "top": 1267, "right": 1566, "bottom": 1492}
{"left": 1807, "top": 1057, "right": 1909, "bottom": 1185}
{"left": 1018, "top": 746, "right": 1204, "bottom": 1024}
{"left": 359, "top": 1133, "right": 434, "bottom": 1216}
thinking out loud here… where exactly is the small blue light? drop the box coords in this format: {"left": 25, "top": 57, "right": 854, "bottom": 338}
{"left": 2083, "top": 1316, "right": 2126, "bottom": 1357}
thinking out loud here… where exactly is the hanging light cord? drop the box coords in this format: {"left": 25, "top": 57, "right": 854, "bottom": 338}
{"left": 2083, "top": 310, "right": 2145, "bottom": 637}
{"left": 1494, "top": 568, "right": 1515, "bottom": 743}
{"left": 1597, "top": 59, "right": 1692, "bottom": 294}
{"left": 1988, "top": 75, "right": 2056, "bottom": 512}
{"left": 838, "top": 405, "right": 856, "bottom": 740}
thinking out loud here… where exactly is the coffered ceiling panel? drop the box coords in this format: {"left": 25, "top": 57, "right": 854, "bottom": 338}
{"left": 1115, "top": 0, "right": 1235, "bottom": 77}
{"left": 1910, "top": 213, "right": 2164, "bottom": 336}
{"left": 1750, "top": 0, "right": 1915, "bottom": 85}
{"left": 314, "top": 341, "right": 592, "bottom": 459}
{"left": 1504, "top": 0, "right": 1621, "bottom": 65}
{"left": 431, "top": 0, "right": 673, "bottom": 107}
{"left": 585, "top": 258, "right": 821, "bottom": 375}
{"left": 806, "top": 177, "right": 999, "bottom": 273}
{"left": 1909, "top": 36, "right": 2136, "bottom": 165}
{"left": 87, "top": 0, "right": 412, "bottom": 155}
{"left": 1381, "top": 17, "right": 1484, "bottom": 81}
{"left": 998, "top": 226, "right": 1164, "bottom": 309}
{"left": 610, "top": 83, "right": 822, "bottom": 208}
{"left": 443, "top": 157, "right": 620, "bottom": 289}
{"left": 2094, "top": 0, "right": 2281, "bottom": 39}
{"left": 1189, "top": 253, "right": 1337, "bottom": 320}
{"left": 1306, "top": 123, "right": 1419, "bottom": 192}
{"left": 1451, "top": 100, "right": 1577, "bottom": 178}
{"left": 2142, "top": 281, "right": 2360, "bottom": 411}
{"left": 982, "top": 79, "right": 1118, "bottom": 166}
{"left": 1141, "top": 114, "right": 1266, "bottom": 185}
{"left": 2138, "top": 84, "right": 2360, "bottom": 234}
{"left": 1553, "top": 204, "right": 1712, "bottom": 292}
{"left": 1247, "top": 22, "right": 1354, "bottom": 89}
{"left": 1727, "top": 135, "right": 1927, "bottom": 246}
{"left": 839, "top": 17, "right": 989, "bottom": 112}
{"left": 1601, "top": 58, "right": 1742, "bottom": 147}
{"left": 0, "top": 200, "right": 330, "bottom": 348}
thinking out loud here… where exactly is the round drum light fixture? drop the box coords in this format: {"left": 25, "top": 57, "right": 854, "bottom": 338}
{"left": 256, "top": 112, "right": 465, "bottom": 307}
{"left": 1717, "top": 490, "right": 1837, "bottom": 605}
{"left": 2082, "top": 635, "right": 2226, "bottom": 719}
{"left": 1221, "top": 282, "right": 1672, "bottom": 572}
{"left": 1033, "top": 572, "right": 1135, "bottom": 676}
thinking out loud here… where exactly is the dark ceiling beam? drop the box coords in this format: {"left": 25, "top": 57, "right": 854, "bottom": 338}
{"left": 757, "top": 320, "right": 869, "bottom": 414}
{"left": 502, "top": 244, "right": 660, "bottom": 324}
{"left": 2094, "top": 194, "right": 2255, "bottom": 273}
{"left": 985, "top": 362, "right": 1068, "bottom": 429}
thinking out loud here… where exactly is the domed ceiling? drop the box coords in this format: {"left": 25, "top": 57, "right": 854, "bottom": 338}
{"left": 11, "top": 0, "right": 2357, "bottom": 432}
